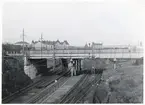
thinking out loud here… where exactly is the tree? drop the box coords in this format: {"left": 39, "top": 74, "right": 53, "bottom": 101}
{"left": 2, "top": 43, "right": 22, "bottom": 53}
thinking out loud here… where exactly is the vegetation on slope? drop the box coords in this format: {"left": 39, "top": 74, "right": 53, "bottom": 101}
{"left": 2, "top": 53, "right": 32, "bottom": 98}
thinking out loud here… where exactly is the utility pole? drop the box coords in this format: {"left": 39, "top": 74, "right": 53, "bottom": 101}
{"left": 114, "top": 49, "right": 116, "bottom": 70}
{"left": 40, "top": 33, "right": 43, "bottom": 58}
{"left": 99, "top": 47, "right": 100, "bottom": 58}
{"left": 129, "top": 44, "right": 131, "bottom": 59}
{"left": 88, "top": 43, "right": 91, "bottom": 58}
{"left": 22, "top": 28, "right": 25, "bottom": 58}
{"left": 114, "top": 48, "right": 116, "bottom": 59}
{"left": 21, "top": 28, "right": 27, "bottom": 67}
{"left": 92, "top": 42, "right": 94, "bottom": 58}
{"left": 22, "top": 28, "right": 25, "bottom": 57}
{"left": 122, "top": 48, "right": 124, "bottom": 59}
{"left": 53, "top": 41, "right": 56, "bottom": 71}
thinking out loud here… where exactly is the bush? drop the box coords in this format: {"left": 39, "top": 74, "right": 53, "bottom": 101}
{"left": 2, "top": 56, "right": 32, "bottom": 98}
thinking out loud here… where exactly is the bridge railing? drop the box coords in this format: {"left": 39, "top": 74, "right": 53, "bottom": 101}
{"left": 28, "top": 49, "right": 143, "bottom": 55}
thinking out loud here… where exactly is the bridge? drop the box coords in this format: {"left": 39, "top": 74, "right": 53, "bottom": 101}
{"left": 27, "top": 48, "right": 143, "bottom": 59}
{"left": 7, "top": 47, "right": 143, "bottom": 72}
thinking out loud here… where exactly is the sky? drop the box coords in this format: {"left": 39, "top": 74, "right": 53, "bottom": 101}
{"left": 2, "top": 0, "right": 145, "bottom": 46}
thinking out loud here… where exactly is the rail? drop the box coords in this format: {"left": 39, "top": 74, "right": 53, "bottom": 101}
{"left": 2, "top": 67, "right": 69, "bottom": 103}
{"left": 2, "top": 77, "right": 47, "bottom": 103}
{"left": 58, "top": 73, "right": 102, "bottom": 103}
{"left": 25, "top": 70, "right": 70, "bottom": 103}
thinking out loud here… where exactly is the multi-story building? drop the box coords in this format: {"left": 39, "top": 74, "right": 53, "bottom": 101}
{"left": 31, "top": 40, "right": 69, "bottom": 50}
{"left": 92, "top": 42, "right": 103, "bottom": 49}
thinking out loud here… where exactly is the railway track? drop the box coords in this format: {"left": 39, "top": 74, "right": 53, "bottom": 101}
{"left": 2, "top": 68, "right": 70, "bottom": 104}
{"left": 75, "top": 74, "right": 102, "bottom": 103}
{"left": 2, "top": 76, "right": 50, "bottom": 103}
{"left": 25, "top": 71, "right": 70, "bottom": 103}
{"left": 59, "top": 73, "right": 102, "bottom": 103}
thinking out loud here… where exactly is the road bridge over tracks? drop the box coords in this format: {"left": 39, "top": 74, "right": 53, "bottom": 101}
{"left": 27, "top": 48, "right": 143, "bottom": 59}
{"left": 7, "top": 47, "right": 143, "bottom": 72}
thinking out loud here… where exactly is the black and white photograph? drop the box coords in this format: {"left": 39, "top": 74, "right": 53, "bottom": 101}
{"left": 1, "top": 0, "right": 144, "bottom": 104}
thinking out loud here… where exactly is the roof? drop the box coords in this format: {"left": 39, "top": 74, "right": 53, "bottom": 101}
{"left": 64, "top": 40, "right": 69, "bottom": 45}
{"left": 92, "top": 42, "right": 103, "bottom": 45}
{"left": 85, "top": 43, "right": 88, "bottom": 47}
{"left": 32, "top": 40, "right": 69, "bottom": 45}
{"left": 15, "top": 41, "right": 29, "bottom": 45}
{"left": 42, "top": 41, "right": 54, "bottom": 45}
{"left": 56, "top": 40, "right": 60, "bottom": 44}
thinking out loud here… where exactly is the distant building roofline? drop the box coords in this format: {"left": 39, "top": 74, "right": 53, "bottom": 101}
{"left": 15, "top": 41, "right": 29, "bottom": 45}
{"left": 31, "top": 40, "right": 69, "bottom": 45}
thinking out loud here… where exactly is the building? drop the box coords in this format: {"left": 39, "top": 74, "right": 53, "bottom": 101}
{"left": 59, "top": 40, "right": 69, "bottom": 49}
{"left": 84, "top": 43, "right": 89, "bottom": 48}
{"left": 15, "top": 41, "right": 30, "bottom": 47}
{"left": 31, "top": 40, "right": 69, "bottom": 50}
{"left": 31, "top": 41, "right": 48, "bottom": 50}
{"left": 92, "top": 42, "right": 103, "bottom": 49}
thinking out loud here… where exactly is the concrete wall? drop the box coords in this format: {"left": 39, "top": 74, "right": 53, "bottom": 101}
{"left": 24, "top": 64, "right": 37, "bottom": 79}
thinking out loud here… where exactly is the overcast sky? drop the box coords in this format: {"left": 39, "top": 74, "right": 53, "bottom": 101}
{"left": 2, "top": 0, "right": 145, "bottom": 46}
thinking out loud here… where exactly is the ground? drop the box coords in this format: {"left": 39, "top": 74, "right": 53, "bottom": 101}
{"left": 2, "top": 58, "right": 143, "bottom": 103}
{"left": 93, "top": 60, "right": 143, "bottom": 103}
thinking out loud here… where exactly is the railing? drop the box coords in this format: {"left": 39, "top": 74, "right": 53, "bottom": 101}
{"left": 27, "top": 48, "right": 143, "bottom": 59}
{"left": 28, "top": 49, "right": 143, "bottom": 54}
{"left": 6, "top": 48, "right": 143, "bottom": 58}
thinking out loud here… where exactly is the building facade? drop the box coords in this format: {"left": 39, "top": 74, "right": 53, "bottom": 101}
{"left": 15, "top": 41, "right": 30, "bottom": 47}
{"left": 31, "top": 40, "right": 69, "bottom": 50}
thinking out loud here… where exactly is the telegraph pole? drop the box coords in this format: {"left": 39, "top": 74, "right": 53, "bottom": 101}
{"left": 21, "top": 28, "right": 27, "bottom": 60}
{"left": 40, "top": 33, "right": 43, "bottom": 58}
{"left": 114, "top": 48, "right": 116, "bottom": 70}
{"left": 122, "top": 48, "right": 124, "bottom": 59}
{"left": 53, "top": 42, "right": 56, "bottom": 71}
{"left": 92, "top": 43, "right": 94, "bottom": 58}
{"left": 22, "top": 28, "right": 25, "bottom": 57}
{"left": 129, "top": 44, "right": 131, "bottom": 59}
{"left": 21, "top": 28, "right": 26, "bottom": 68}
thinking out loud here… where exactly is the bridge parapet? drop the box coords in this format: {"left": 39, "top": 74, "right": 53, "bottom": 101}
{"left": 28, "top": 49, "right": 142, "bottom": 54}
{"left": 28, "top": 50, "right": 143, "bottom": 59}
{"left": 7, "top": 48, "right": 143, "bottom": 59}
